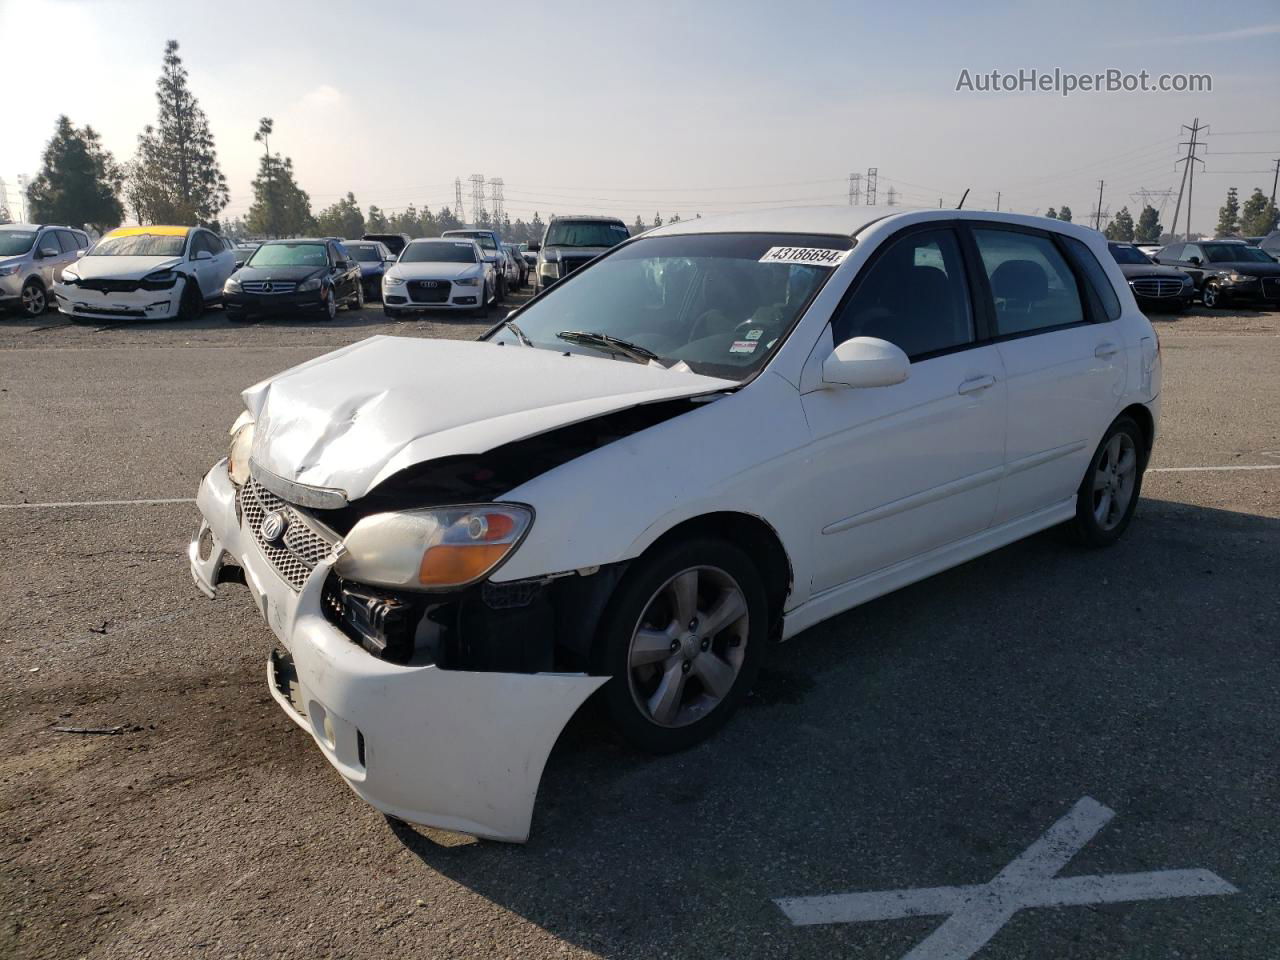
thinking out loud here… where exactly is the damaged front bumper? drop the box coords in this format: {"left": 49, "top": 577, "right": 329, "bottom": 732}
{"left": 188, "top": 460, "right": 606, "bottom": 842}
{"left": 54, "top": 281, "right": 180, "bottom": 320}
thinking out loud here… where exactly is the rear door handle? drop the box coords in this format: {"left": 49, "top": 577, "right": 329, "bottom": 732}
{"left": 1095, "top": 342, "right": 1119, "bottom": 359}
{"left": 957, "top": 375, "right": 996, "bottom": 395}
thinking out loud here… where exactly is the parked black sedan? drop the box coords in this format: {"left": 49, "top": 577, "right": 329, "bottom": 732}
{"left": 223, "top": 239, "right": 363, "bottom": 322}
{"left": 1107, "top": 242, "right": 1194, "bottom": 312}
{"left": 1154, "top": 239, "right": 1280, "bottom": 309}
{"left": 344, "top": 240, "right": 395, "bottom": 301}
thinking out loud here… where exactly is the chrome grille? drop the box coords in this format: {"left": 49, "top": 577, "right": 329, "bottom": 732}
{"left": 238, "top": 478, "right": 338, "bottom": 590}
{"left": 1130, "top": 277, "right": 1184, "bottom": 299}
{"left": 241, "top": 281, "right": 298, "bottom": 294}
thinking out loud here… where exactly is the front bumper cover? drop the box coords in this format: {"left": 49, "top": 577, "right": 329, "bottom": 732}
{"left": 54, "top": 281, "right": 180, "bottom": 320}
{"left": 189, "top": 460, "right": 606, "bottom": 842}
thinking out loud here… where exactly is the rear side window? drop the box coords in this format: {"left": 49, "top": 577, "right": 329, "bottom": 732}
{"left": 1061, "top": 236, "right": 1122, "bottom": 321}
{"left": 56, "top": 230, "right": 80, "bottom": 253}
{"left": 972, "top": 228, "right": 1085, "bottom": 336}
{"left": 832, "top": 227, "right": 975, "bottom": 359}
{"left": 73, "top": 231, "right": 90, "bottom": 249}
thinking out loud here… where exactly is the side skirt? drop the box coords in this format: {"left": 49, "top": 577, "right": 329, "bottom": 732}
{"left": 780, "top": 498, "right": 1075, "bottom": 640}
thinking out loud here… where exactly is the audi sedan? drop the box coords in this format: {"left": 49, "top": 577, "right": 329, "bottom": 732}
{"left": 189, "top": 206, "right": 1160, "bottom": 842}
{"left": 381, "top": 238, "right": 493, "bottom": 317}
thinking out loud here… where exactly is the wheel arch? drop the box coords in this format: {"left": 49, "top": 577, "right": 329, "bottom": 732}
{"left": 1118, "top": 402, "right": 1155, "bottom": 465}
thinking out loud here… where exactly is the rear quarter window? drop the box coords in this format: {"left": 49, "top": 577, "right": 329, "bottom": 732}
{"left": 1061, "top": 236, "right": 1122, "bottom": 321}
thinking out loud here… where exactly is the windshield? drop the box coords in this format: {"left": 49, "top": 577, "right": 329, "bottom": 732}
{"left": 1202, "top": 243, "right": 1274, "bottom": 264}
{"left": 1109, "top": 244, "right": 1152, "bottom": 265}
{"left": 91, "top": 233, "right": 187, "bottom": 257}
{"left": 401, "top": 241, "right": 477, "bottom": 263}
{"left": 488, "top": 233, "right": 849, "bottom": 381}
{"left": 347, "top": 244, "right": 383, "bottom": 262}
{"left": 0, "top": 231, "right": 38, "bottom": 256}
{"left": 247, "top": 243, "right": 328, "bottom": 267}
{"left": 545, "top": 220, "right": 629, "bottom": 248}
{"left": 446, "top": 231, "right": 496, "bottom": 251}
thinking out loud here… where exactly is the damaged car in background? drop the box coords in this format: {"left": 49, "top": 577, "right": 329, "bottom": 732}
{"left": 189, "top": 207, "right": 1161, "bottom": 842}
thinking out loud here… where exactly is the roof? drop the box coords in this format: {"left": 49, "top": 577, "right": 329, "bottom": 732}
{"left": 548, "top": 215, "right": 628, "bottom": 223}
{"left": 105, "top": 225, "right": 191, "bottom": 238}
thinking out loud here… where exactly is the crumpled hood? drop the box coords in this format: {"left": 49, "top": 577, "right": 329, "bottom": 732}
{"left": 72, "top": 254, "right": 183, "bottom": 280}
{"left": 243, "top": 335, "right": 733, "bottom": 500}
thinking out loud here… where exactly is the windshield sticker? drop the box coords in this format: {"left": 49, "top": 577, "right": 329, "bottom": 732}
{"left": 729, "top": 340, "right": 759, "bottom": 354}
{"left": 745, "top": 328, "right": 764, "bottom": 340}
{"left": 759, "top": 246, "right": 850, "bottom": 267}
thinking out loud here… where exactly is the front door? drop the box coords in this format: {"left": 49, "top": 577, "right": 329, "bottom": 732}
{"left": 801, "top": 224, "right": 1007, "bottom": 594}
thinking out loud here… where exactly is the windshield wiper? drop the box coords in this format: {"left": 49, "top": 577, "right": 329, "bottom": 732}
{"left": 557, "top": 330, "right": 661, "bottom": 365}
{"left": 500, "top": 319, "right": 533, "bottom": 347}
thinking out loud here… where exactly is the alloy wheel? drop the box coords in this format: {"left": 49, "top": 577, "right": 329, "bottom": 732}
{"left": 21, "top": 283, "right": 46, "bottom": 316}
{"left": 1092, "top": 431, "right": 1138, "bottom": 531}
{"left": 626, "top": 565, "right": 749, "bottom": 728}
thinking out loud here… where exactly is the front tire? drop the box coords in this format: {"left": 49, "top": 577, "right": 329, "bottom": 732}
{"left": 346, "top": 282, "right": 364, "bottom": 311}
{"left": 1065, "top": 415, "right": 1145, "bottom": 547}
{"left": 319, "top": 287, "right": 337, "bottom": 321}
{"left": 594, "top": 537, "right": 767, "bottom": 754}
{"left": 177, "top": 278, "right": 203, "bottom": 321}
{"left": 1201, "top": 282, "right": 1225, "bottom": 309}
{"left": 19, "top": 279, "right": 48, "bottom": 317}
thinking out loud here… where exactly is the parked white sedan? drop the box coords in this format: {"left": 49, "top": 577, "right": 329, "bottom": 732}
{"left": 55, "top": 225, "right": 236, "bottom": 321}
{"left": 189, "top": 206, "right": 1161, "bottom": 841}
{"left": 381, "top": 238, "right": 493, "bottom": 317}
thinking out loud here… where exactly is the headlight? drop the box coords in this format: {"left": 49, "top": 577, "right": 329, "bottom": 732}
{"left": 223, "top": 277, "right": 242, "bottom": 294}
{"left": 0, "top": 262, "right": 26, "bottom": 278}
{"left": 1181, "top": 276, "right": 1194, "bottom": 287}
{"left": 143, "top": 269, "right": 178, "bottom": 283}
{"left": 227, "top": 413, "right": 255, "bottom": 486}
{"left": 60, "top": 269, "right": 80, "bottom": 283}
{"left": 336, "top": 504, "right": 533, "bottom": 590}
{"left": 454, "top": 276, "right": 479, "bottom": 286}
{"left": 297, "top": 277, "right": 322, "bottom": 292}
{"left": 384, "top": 275, "right": 405, "bottom": 286}
{"left": 1224, "top": 272, "right": 1252, "bottom": 283}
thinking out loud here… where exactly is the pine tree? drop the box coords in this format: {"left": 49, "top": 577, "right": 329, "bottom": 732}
{"left": 27, "top": 116, "right": 124, "bottom": 233}
{"left": 652, "top": 212, "right": 663, "bottom": 228}
{"left": 1238, "top": 188, "right": 1279, "bottom": 237}
{"left": 1105, "top": 206, "right": 1135, "bottom": 242}
{"left": 436, "top": 206, "right": 463, "bottom": 232}
{"left": 1058, "top": 205, "right": 1073, "bottom": 223}
{"left": 314, "top": 192, "right": 365, "bottom": 239}
{"left": 245, "top": 150, "right": 312, "bottom": 237}
{"left": 366, "top": 205, "right": 389, "bottom": 231}
{"left": 529, "top": 211, "right": 545, "bottom": 241}
{"left": 1134, "top": 205, "right": 1162, "bottom": 243}
{"left": 1044, "top": 207, "right": 1058, "bottom": 220}
{"left": 126, "top": 40, "right": 228, "bottom": 226}
{"left": 1215, "top": 187, "right": 1240, "bottom": 236}
{"left": 633, "top": 215, "right": 646, "bottom": 233}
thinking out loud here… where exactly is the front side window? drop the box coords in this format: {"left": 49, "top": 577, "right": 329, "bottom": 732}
{"left": 831, "top": 228, "right": 974, "bottom": 359}
{"left": 1183, "top": 244, "right": 1204, "bottom": 262}
{"left": 489, "top": 232, "right": 849, "bottom": 381}
{"left": 1202, "top": 243, "right": 1273, "bottom": 264}
{"left": 247, "top": 243, "right": 328, "bottom": 268}
{"left": 973, "top": 228, "right": 1085, "bottom": 335}
{"left": 401, "top": 241, "right": 478, "bottom": 263}
{"left": 545, "top": 220, "right": 630, "bottom": 248}
{"left": 89, "top": 233, "right": 189, "bottom": 257}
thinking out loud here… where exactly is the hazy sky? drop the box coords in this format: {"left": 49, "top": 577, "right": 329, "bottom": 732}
{"left": 3, "top": 0, "right": 1278, "bottom": 234}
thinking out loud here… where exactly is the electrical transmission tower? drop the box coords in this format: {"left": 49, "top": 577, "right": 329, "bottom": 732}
{"left": 1130, "top": 187, "right": 1177, "bottom": 218}
{"left": 865, "top": 167, "right": 878, "bottom": 205}
{"left": 455, "top": 178, "right": 464, "bottom": 220}
{"left": 1092, "top": 180, "right": 1107, "bottom": 231}
{"left": 886, "top": 186, "right": 898, "bottom": 206}
{"left": 469, "top": 174, "right": 485, "bottom": 226}
{"left": 847, "top": 173, "right": 862, "bottom": 205}
{"left": 1170, "top": 118, "right": 1207, "bottom": 241}
{"left": 490, "top": 178, "right": 504, "bottom": 226}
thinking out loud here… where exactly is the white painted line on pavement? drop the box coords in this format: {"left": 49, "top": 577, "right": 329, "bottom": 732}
{"left": 775, "top": 796, "right": 1237, "bottom": 960}
{"left": 0, "top": 497, "right": 195, "bottom": 510}
{"left": 1148, "top": 464, "right": 1280, "bottom": 473}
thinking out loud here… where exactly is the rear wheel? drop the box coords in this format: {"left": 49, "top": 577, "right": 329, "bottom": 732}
{"left": 594, "top": 537, "right": 766, "bottom": 754}
{"left": 1065, "top": 415, "right": 1145, "bottom": 547}
{"left": 19, "top": 280, "right": 47, "bottom": 317}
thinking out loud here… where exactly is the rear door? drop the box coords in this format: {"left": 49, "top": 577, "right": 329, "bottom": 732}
{"left": 966, "top": 224, "right": 1125, "bottom": 525}
{"left": 801, "top": 223, "right": 1008, "bottom": 593}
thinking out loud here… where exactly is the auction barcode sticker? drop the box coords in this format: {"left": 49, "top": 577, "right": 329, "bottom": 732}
{"left": 759, "top": 246, "right": 851, "bottom": 266}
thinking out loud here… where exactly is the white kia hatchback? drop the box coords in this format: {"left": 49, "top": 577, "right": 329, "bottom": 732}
{"left": 189, "top": 206, "right": 1161, "bottom": 841}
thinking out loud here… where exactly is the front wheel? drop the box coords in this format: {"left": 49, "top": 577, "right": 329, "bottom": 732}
{"left": 346, "top": 282, "right": 364, "bottom": 311}
{"left": 594, "top": 537, "right": 766, "bottom": 754}
{"left": 1065, "top": 415, "right": 1145, "bottom": 547}
{"left": 1201, "top": 282, "right": 1225, "bottom": 309}
{"left": 19, "top": 280, "right": 47, "bottom": 317}
{"left": 177, "top": 278, "right": 203, "bottom": 321}
{"left": 318, "top": 287, "right": 337, "bottom": 321}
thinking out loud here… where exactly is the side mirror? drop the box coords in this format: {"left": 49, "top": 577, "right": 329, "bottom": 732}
{"left": 1188, "top": 256, "right": 1201, "bottom": 266}
{"left": 383, "top": 257, "right": 396, "bottom": 266}
{"left": 234, "top": 259, "right": 245, "bottom": 269}
{"left": 822, "top": 336, "right": 910, "bottom": 388}
{"left": 527, "top": 242, "right": 541, "bottom": 253}
{"left": 193, "top": 250, "right": 212, "bottom": 261}
{"left": 40, "top": 245, "right": 60, "bottom": 258}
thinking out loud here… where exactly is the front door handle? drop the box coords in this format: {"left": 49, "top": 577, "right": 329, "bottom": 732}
{"left": 1095, "top": 342, "right": 1119, "bottom": 359}
{"left": 957, "top": 375, "right": 996, "bottom": 395}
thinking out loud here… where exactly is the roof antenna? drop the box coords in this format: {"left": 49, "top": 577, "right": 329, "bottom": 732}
{"left": 956, "top": 189, "right": 970, "bottom": 210}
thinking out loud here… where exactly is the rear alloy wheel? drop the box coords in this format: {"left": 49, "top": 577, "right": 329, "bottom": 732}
{"left": 19, "top": 280, "right": 47, "bottom": 317}
{"left": 595, "top": 538, "right": 766, "bottom": 753}
{"left": 1066, "top": 415, "right": 1144, "bottom": 547}
{"left": 1201, "top": 282, "right": 1224, "bottom": 309}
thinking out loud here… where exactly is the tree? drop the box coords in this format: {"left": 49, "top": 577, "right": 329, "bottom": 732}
{"left": 388, "top": 204, "right": 419, "bottom": 236}
{"left": 126, "top": 40, "right": 228, "bottom": 226}
{"left": 1044, "top": 207, "right": 1058, "bottom": 220}
{"left": 366, "top": 205, "right": 389, "bottom": 231}
{"left": 529, "top": 211, "right": 545, "bottom": 241}
{"left": 314, "top": 192, "right": 365, "bottom": 239}
{"left": 1215, "top": 187, "right": 1240, "bottom": 236}
{"left": 436, "top": 206, "right": 463, "bottom": 233}
{"left": 1239, "top": 187, "right": 1279, "bottom": 237}
{"left": 669, "top": 213, "right": 681, "bottom": 223}
{"left": 652, "top": 212, "right": 663, "bottom": 228}
{"left": 1104, "top": 206, "right": 1135, "bottom": 242}
{"left": 26, "top": 116, "right": 124, "bottom": 233}
{"left": 245, "top": 150, "right": 312, "bottom": 237}
{"left": 633, "top": 214, "right": 646, "bottom": 233}
{"left": 1058, "top": 205, "right": 1073, "bottom": 223}
{"left": 1134, "top": 205, "right": 1162, "bottom": 244}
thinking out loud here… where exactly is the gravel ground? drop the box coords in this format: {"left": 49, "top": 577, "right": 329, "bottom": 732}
{"left": 1, "top": 299, "right": 1277, "bottom": 960}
